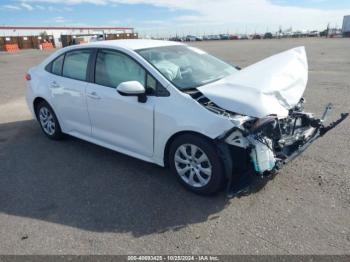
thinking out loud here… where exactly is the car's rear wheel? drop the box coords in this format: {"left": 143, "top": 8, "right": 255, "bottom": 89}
{"left": 169, "top": 134, "right": 225, "bottom": 195}
{"left": 35, "top": 101, "right": 63, "bottom": 140}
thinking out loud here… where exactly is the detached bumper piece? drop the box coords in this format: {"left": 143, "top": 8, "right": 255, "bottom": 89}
{"left": 225, "top": 103, "right": 348, "bottom": 198}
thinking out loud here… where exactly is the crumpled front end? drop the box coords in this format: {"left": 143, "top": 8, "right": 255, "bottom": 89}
{"left": 218, "top": 99, "right": 348, "bottom": 197}
{"left": 185, "top": 46, "right": 347, "bottom": 197}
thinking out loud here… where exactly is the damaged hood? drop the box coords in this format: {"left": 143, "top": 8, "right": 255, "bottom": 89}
{"left": 198, "top": 47, "right": 308, "bottom": 118}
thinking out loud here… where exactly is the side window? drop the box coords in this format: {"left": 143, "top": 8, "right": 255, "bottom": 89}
{"left": 62, "top": 49, "right": 92, "bottom": 81}
{"left": 95, "top": 49, "right": 145, "bottom": 88}
{"left": 51, "top": 55, "right": 64, "bottom": 75}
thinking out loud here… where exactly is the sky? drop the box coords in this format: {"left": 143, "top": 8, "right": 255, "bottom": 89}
{"left": 0, "top": 0, "right": 349, "bottom": 36}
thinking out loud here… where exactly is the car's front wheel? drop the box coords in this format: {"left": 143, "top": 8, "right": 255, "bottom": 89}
{"left": 169, "top": 134, "right": 225, "bottom": 195}
{"left": 35, "top": 101, "right": 63, "bottom": 140}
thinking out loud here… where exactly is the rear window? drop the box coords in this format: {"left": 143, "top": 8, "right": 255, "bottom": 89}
{"left": 62, "top": 50, "right": 92, "bottom": 81}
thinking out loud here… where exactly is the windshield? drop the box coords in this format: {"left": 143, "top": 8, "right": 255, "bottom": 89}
{"left": 136, "top": 45, "right": 237, "bottom": 90}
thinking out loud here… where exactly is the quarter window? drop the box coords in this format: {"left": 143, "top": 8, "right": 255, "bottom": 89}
{"left": 62, "top": 50, "right": 92, "bottom": 81}
{"left": 146, "top": 74, "right": 157, "bottom": 94}
{"left": 95, "top": 49, "right": 146, "bottom": 88}
{"left": 51, "top": 55, "right": 64, "bottom": 75}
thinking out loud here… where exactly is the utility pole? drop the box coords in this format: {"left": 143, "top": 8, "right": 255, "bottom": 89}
{"left": 327, "top": 22, "right": 330, "bottom": 38}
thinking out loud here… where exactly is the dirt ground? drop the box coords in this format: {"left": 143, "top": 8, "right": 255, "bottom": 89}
{"left": 0, "top": 38, "right": 349, "bottom": 254}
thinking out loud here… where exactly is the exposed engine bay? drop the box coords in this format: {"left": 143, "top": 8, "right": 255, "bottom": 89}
{"left": 188, "top": 89, "right": 348, "bottom": 181}
{"left": 183, "top": 46, "right": 348, "bottom": 197}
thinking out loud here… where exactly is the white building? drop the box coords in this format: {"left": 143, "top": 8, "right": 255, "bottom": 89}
{"left": 0, "top": 26, "right": 136, "bottom": 48}
{"left": 342, "top": 15, "right": 350, "bottom": 37}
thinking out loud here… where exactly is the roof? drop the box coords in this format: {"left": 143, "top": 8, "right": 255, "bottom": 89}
{"left": 84, "top": 39, "right": 183, "bottom": 50}
{"left": 0, "top": 26, "right": 133, "bottom": 30}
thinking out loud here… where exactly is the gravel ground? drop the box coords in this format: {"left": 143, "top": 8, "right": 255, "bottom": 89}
{"left": 0, "top": 38, "right": 349, "bottom": 255}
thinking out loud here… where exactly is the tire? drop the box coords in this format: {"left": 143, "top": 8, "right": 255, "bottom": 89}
{"left": 35, "top": 100, "right": 63, "bottom": 140}
{"left": 168, "top": 134, "right": 225, "bottom": 195}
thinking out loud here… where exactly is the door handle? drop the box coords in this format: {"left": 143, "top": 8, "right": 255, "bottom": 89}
{"left": 87, "top": 91, "right": 101, "bottom": 100}
{"left": 50, "top": 81, "right": 60, "bottom": 88}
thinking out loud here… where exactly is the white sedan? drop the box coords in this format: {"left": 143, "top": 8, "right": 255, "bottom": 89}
{"left": 25, "top": 40, "right": 346, "bottom": 195}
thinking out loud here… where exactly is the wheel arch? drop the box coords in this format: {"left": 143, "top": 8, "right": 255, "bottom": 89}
{"left": 163, "top": 130, "right": 216, "bottom": 167}
{"left": 33, "top": 97, "right": 58, "bottom": 121}
{"left": 33, "top": 97, "right": 47, "bottom": 118}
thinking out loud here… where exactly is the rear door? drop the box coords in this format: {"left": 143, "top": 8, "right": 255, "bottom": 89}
{"left": 85, "top": 48, "right": 155, "bottom": 157}
{"left": 49, "top": 49, "right": 93, "bottom": 136}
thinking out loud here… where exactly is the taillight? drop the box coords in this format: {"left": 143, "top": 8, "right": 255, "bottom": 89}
{"left": 25, "top": 73, "right": 31, "bottom": 81}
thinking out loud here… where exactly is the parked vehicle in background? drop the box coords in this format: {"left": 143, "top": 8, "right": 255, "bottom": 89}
{"left": 175, "top": 30, "right": 331, "bottom": 41}
{"left": 230, "top": 35, "right": 239, "bottom": 40}
{"left": 308, "top": 31, "right": 319, "bottom": 37}
{"left": 219, "top": 34, "right": 230, "bottom": 40}
{"left": 292, "top": 31, "right": 304, "bottom": 38}
{"left": 238, "top": 34, "right": 249, "bottom": 40}
{"left": 206, "top": 35, "right": 220, "bottom": 40}
{"left": 263, "top": 32, "right": 273, "bottom": 39}
{"left": 328, "top": 28, "right": 343, "bottom": 38}
{"left": 185, "top": 35, "right": 197, "bottom": 42}
{"left": 25, "top": 40, "right": 346, "bottom": 196}
{"left": 169, "top": 36, "right": 182, "bottom": 42}
{"left": 252, "top": 34, "right": 261, "bottom": 39}
{"left": 282, "top": 32, "right": 293, "bottom": 38}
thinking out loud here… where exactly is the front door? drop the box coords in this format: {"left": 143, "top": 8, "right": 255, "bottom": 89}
{"left": 86, "top": 49, "right": 154, "bottom": 157}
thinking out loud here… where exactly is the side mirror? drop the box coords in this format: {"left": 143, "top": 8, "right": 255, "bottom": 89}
{"left": 116, "top": 81, "right": 147, "bottom": 103}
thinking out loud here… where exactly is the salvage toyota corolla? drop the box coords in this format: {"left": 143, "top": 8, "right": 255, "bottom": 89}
{"left": 25, "top": 40, "right": 347, "bottom": 196}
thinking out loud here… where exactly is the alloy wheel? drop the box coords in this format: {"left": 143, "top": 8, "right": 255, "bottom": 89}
{"left": 39, "top": 106, "right": 56, "bottom": 136}
{"left": 174, "top": 143, "right": 212, "bottom": 188}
